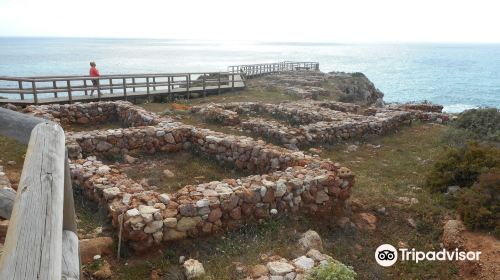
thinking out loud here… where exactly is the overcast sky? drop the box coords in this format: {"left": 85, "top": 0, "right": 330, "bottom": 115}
{"left": 1, "top": 0, "right": 499, "bottom": 43}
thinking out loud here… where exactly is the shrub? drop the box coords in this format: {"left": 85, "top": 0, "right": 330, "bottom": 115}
{"left": 457, "top": 172, "right": 500, "bottom": 237}
{"left": 305, "top": 260, "right": 357, "bottom": 280}
{"left": 426, "top": 142, "right": 500, "bottom": 192}
{"left": 453, "top": 108, "right": 500, "bottom": 142}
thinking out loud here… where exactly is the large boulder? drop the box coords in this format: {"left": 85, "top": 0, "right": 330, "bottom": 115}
{"left": 442, "top": 220, "right": 466, "bottom": 249}
{"left": 297, "top": 230, "right": 324, "bottom": 254}
{"left": 183, "top": 259, "right": 205, "bottom": 279}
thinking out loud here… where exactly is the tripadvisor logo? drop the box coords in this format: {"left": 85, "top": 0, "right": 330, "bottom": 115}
{"left": 375, "top": 244, "right": 481, "bottom": 267}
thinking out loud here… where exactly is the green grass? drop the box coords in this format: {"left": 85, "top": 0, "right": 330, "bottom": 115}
{"left": 321, "top": 123, "right": 459, "bottom": 279}
{"left": 114, "top": 151, "right": 251, "bottom": 194}
{"left": 140, "top": 80, "right": 301, "bottom": 114}
{"left": 0, "top": 135, "right": 27, "bottom": 187}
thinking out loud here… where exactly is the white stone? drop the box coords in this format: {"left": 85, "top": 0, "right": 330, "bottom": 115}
{"left": 159, "top": 193, "right": 170, "bottom": 204}
{"left": 144, "top": 220, "right": 163, "bottom": 234}
{"left": 270, "top": 209, "right": 278, "bottom": 215}
{"left": 275, "top": 181, "right": 287, "bottom": 197}
{"left": 97, "top": 165, "right": 110, "bottom": 175}
{"left": 293, "top": 256, "right": 314, "bottom": 271}
{"left": 267, "top": 261, "right": 294, "bottom": 276}
{"left": 196, "top": 199, "right": 210, "bottom": 208}
{"left": 260, "top": 186, "right": 267, "bottom": 197}
{"left": 102, "top": 187, "right": 120, "bottom": 200}
{"left": 126, "top": 208, "right": 140, "bottom": 218}
{"left": 163, "top": 218, "right": 177, "bottom": 228}
{"left": 141, "top": 213, "right": 153, "bottom": 223}
{"left": 183, "top": 259, "right": 205, "bottom": 280}
{"left": 122, "top": 193, "right": 131, "bottom": 205}
{"left": 138, "top": 205, "right": 160, "bottom": 215}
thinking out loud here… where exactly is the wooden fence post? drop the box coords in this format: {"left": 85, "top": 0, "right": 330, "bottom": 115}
{"left": 0, "top": 122, "right": 65, "bottom": 280}
{"left": 18, "top": 81, "right": 24, "bottom": 100}
{"left": 123, "top": 78, "right": 127, "bottom": 101}
{"left": 32, "top": 81, "right": 38, "bottom": 105}
{"left": 67, "top": 80, "right": 72, "bottom": 103}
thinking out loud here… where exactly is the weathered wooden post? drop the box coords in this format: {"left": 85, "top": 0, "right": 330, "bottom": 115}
{"left": 109, "top": 78, "right": 114, "bottom": 94}
{"left": 18, "top": 81, "right": 24, "bottom": 100}
{"left": 67, "top": 80, "right": 73, "bottom": 103}
{"left": 0, "top": 122, "right": 65, "bottom": 280}
{"left": 202, "top": 74, "right": 206, "bottom": 97}
{"left": 217, "top": 73, "right": 221, "bottom": 94}
{"left": 83, "top": 80, "right": 88, "bottom": 96}
{"left": 31, "top": 81, "right": 38, "bottom": 105}
{"left": 123, "top": 78, "right": 127, "bottom": 101}
{"left": 146, "top": 77, "right": 151, "bottom": 101}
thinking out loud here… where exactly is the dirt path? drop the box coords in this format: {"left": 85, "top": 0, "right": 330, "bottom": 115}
{"left": 460, "top": 231, "right": 500, "bottom": 280}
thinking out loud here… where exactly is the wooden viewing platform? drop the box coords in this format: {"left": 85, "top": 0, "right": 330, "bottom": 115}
{"left": 0, "top": 61, "right": 319, "bottom": 106}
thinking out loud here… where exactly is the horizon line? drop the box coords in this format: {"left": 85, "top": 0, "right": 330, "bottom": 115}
{"left": 1, "top": 35, "right": 500, "bottom": 45}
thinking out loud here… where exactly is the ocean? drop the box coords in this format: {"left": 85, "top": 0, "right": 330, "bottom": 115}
{"left": 1, "top": 37, "right": 499, "bottom": 112}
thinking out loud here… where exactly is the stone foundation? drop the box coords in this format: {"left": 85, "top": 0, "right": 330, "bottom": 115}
{"left": 22, "top": 101, "right": 162, "bottom": 128}
{"left": 187, "top": 100, "right": 450, "bottom": 149}
{"left": 24, "top": 101, "right": 354, "bottom": 252}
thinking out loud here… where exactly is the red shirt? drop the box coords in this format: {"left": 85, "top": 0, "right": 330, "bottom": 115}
{"left": 90, "top": 67, "right": 100, "bottom": 77}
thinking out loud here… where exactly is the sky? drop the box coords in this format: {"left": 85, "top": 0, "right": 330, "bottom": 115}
{"left": 0, "top": 0, "right": 499, "bottom": 43}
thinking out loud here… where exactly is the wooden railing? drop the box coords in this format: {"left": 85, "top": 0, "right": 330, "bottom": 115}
{"left": 228, "top": 61, "right": 320, "bottom": 77}
{"left": 0, "top": 108, "right": 79, "bottom": 279}
{"left": 0, "top": 71, "right": 243, "bottom": 104}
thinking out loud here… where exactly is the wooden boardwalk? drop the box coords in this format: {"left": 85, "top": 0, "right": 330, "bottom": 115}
{"left": 0, "top": 61, "right": 318, "bottom": 105}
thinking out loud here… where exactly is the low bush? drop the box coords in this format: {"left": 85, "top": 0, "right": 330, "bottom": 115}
{"left": 453, "top": 108, "right": 500, "bottom": 142}
{"left": 426, "top": 142, "right": 500, "bottom": 193}
{"left": 457, "top": 172, "right": 500, "bottom": 237}
{"left": 305, "top": 260, "right": 357, "bottom": 280}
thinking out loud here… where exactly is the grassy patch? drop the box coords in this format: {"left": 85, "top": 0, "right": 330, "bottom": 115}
{"left": 0, "top": 135, "right": 27, "bottom": 188}
{"left": 113, "top": 151, "right": 252, "bottom": 193}
{"left": 140, "top": 81, "right": 301, "bottom": 114}
{"left": 320, "top": 123, "right": 459, "bottom": 279}
{"left": 67, "top": 120, "right": 125, "bottom": 132}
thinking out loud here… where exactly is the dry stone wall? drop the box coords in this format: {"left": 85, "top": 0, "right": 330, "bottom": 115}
{"left": 22, "top": 101, "right": 354, "bottom": 252}
{"left": 22, "top": 101, "right": 162, "bottom": 127}
{"left": 190, "top": 100, "right": 450, "bottom": 149}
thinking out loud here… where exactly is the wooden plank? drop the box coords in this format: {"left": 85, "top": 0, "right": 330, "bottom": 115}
{"left": 0, "top": 122, "right": 65, "bottom": 280}
{"left": 0, "top": 188, "right": 15, "bottom": 219}
{"left": 61, "top": 230, "right": 80, "bottom": 280}
{"left": 0, "top": 107, "right": 47, "bottom": 144}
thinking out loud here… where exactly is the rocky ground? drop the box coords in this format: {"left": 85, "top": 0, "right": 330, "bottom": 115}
{"left": 0, "top": 70, "right": 498, "bottom": 279}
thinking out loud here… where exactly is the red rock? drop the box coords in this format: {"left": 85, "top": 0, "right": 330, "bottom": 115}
{"left": 230, "top": 207, "right": 242, "bottom": 220}
{"left": 208, "top": 208, "right": 222, "bottom": 222}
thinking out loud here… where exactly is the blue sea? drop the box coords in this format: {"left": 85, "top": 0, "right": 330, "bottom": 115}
{"left": 1, "top": 37, "right": 499, "bottom": 112}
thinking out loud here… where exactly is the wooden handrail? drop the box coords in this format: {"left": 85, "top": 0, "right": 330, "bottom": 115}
{"left": 0, "top": 109, "right": 80, "bottom": 279}
{"left": 0, "top": 122, "right": 66, "bottom": 279}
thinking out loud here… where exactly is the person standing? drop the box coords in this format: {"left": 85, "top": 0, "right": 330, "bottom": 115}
{"left": 89, "top": 61, "right": 100, "bottom": 96}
